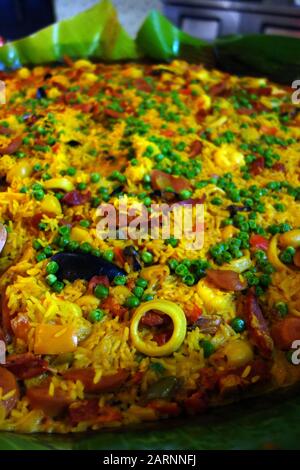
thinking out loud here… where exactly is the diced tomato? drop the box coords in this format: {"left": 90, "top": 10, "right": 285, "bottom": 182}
{"left": 260, "top": 125, "right": 277, "bottom": 136}
{"left": 160, "top": 129, "right": 175, "bottom": 138}
{"left": 179, "top": 88, "right": 192, "bottom": 95}
{"left": 272, "top": 162, "right": 285, "bottom": 172}
{"left": 185, "top": 304, "right": 202, "bottom": 324}
{"left": 104, "top": 108, "right": 123, "bottom": 119}
{"left": 189, "top": 140, "right": 203, "bottom": 158}
{"left": 249, "top": 234, "right": 269, "bottom": 251}
{"left": 52, "top": 142, "right": 60, "bottom": 153}
{"left": 101, "top": 296, "right": 127, "bottom": 319}
{"left": 250, "top": 157, "right": 265, "bottom": 175}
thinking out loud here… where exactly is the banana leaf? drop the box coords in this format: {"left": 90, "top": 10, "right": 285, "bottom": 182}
{"left": 0, "top": 0, "right": 139, "bottom": 70}
{"left": 137, "top": 11, "right": 300, "bottom": 84}
{"left": 0, "top": 1, "right": 299, "bottom": 84}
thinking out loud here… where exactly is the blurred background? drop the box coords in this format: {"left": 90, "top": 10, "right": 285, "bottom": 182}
{"left": 0, "top": 0, "right": 299, "bottom": 42}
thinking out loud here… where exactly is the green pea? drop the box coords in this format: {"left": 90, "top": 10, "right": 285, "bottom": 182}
{"left": 43, "top": 246, "right": 53, "bottom": 257}
{"left": 90, "top": 172, "right": 100, "bottom": 183}
{"left": 211, "top": 197, "right": 223, "bottom": 206}
{"left": 80, "top": 242, "right": 92, "bottom": 254}
{"left": 94, "top": 284, "right": 109, "bottom": 299}
{"left": 113, "top": 275, "right": 127, "bottom": 286}
{"left": 91, "top": 196, "right": 101, "bottom": 208}
{"left": 88, "top": 308, "right": 105, "bottom": 323}
{"left": 36, "top": 252, "right": 47, "bottom": 262}
{"left": 166, "top": 237, "right": 178, "bottom": 248}
{"left": 58, "top": 225, "right": 70, "bottom": 236}
{"left": 275, "top": 301, "right": 288, "bottom": 318}
{"left": 33, "top": 163, "right": 42, "bottom": 172}
{"left": 77, "top": 182, "right": 87, "bottom": 191}
{"left": 200, "top": 340, "right": 215, "bottom": 358}
{"left": 136, "top": 278, "right": 148, "bottom": 289}
{"left": 230, "top": 317, "right": 246, "bottom": 333}
{"left": 68, "top": 240, "right": 80, "bottom": 251}
{"left": 103, "top": 250, "right": 114, "bottom": 262}
{"left": 58, "top": 236, "right": 69, "bottom": 248}
{"left": 79, "top": 219, "right": 90, "bottom": 228}
{"left": 143, "top": 196, "right": 152, "bottom": 207}
{"left": 91, "top": 248, "right": 102, "bottom": 257}
{"left": 125, "top": 295, "right": 140, "bottom": 308}
{"left": 46, "top": 274, "right": 57, "bottom": 286}
{"left": 133, "top": 286, "right": 144, "bottom": 298}
{"left": 32, "top": 239, "right": 42, "bottom": 250}
{"left": 33, "top": 189, "right": 45, "bottom": 201}
{"left": 141, "top": 251, "right": 153, "bottom": 264}
{"left": 182, "top": 273, "right": 195, "bottom": 286}
{"left": 66, "top": 167, "right": 76, "bottom": 176}
{"left": 179, "top": 189, "right": 192, "bottom": 200}
{"left": 22, "top": 136, "right": 31, "bottom": 145}
{"left": 46, "top": 261, "right": 59, "bottom": 275}
{"left": 142, "top": 294, "right": 154, "bottom": 301}
{"left": 52, "top": 280, "right": 64, "bottom": 293}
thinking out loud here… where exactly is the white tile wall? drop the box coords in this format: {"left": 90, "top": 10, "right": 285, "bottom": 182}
{"left": 54, "top": 0, "right": 162, "bottom": 36}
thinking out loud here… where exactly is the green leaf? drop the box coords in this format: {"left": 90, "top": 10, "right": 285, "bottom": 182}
{"left": 136, "top": 10, "right": 207, "bottom": 61}
{"left": 0, "top": 0, "right": 139, "bottom": 69}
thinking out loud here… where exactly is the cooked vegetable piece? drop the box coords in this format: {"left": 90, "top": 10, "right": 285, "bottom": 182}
{"left": 243, "top": 291, "right": 273, "bottom": 358}
{"left": 26, "top": 385, "right": 72, "bottom": 417}
{"left": 206, "top": 269, "right": 247, "bottom": 291}
{"left": 5, "top": 353, "right": 48, "bottom": 379}
{"left": 145, "top": 376, "right": 180, "bottom": 401}
{"left": 0, "top": 367, "right": 20, "bottom": 417}
{"left": 271, "top": 317, "right": 300, "bottom": 350}
{"left": 34, "top": 324, "right": 78, "bottom": 355}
